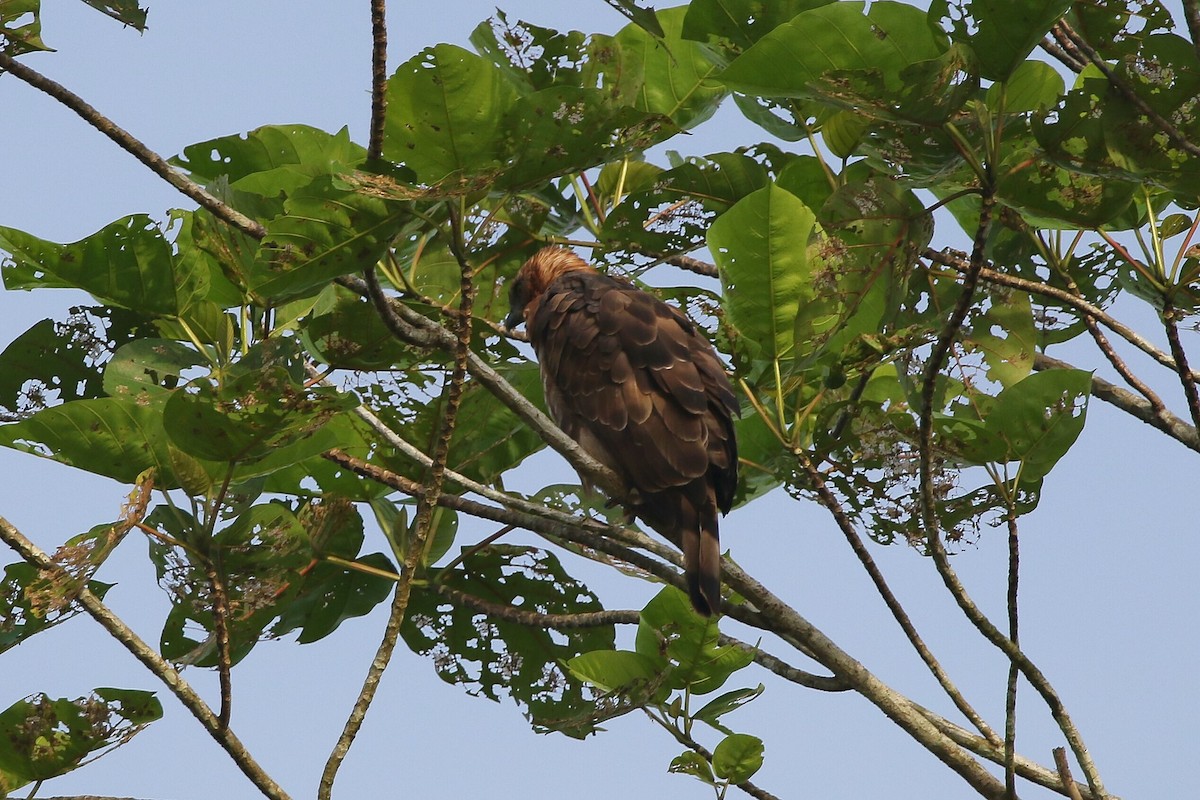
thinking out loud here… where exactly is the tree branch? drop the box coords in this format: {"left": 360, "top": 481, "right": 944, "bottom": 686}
{"left": 0, "top": 52, "right": 267, "bottom": 240}
{"left": 1055, "top": 20, "right": 1200, "bottom": 160}
{"left": 642, "top": 708, "right": 783, "bottom": 800}
{"left": 0, "top": 516, "right": 291, "bottom": 800}
{"left": 919, "top": 194, "right": 1109, "bottom": 799}
{"left": 798, "top": 450, "right": 1000, "bottom": 744}
{"left": 367, "top": 0, "right": 388, "bottom": 161}
{"left": 1161, "top": 297, "right": 1200, "bottom": 432}
{"left": 925, "top": 248, "right": 1199, "bottom": 383}
{"left": 320, "top": 224, "right": 475, "bottom": 799}
{"left": 1034, "top": 352, "right": 1200, "bottom": 452}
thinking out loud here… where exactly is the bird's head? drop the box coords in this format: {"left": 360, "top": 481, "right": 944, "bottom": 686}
{"left": 504, "top": 246, "right": 591, "bottom": 330}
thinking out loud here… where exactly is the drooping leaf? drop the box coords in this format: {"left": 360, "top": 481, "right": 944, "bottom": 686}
{"left": 634, "top": 587, "right": 752, "bottom": 696}
{"left": 0, "top": 216, "right": 203, "bottom": 316}
{"left": 602, "top": 6, "right": 727, "bottom": 130}
{"left": 0, "top": 0, "right": 49, "bottom": 53}
{"left": 709, "top": 183, "right": 817, "bottom": 375}
{"left": 712, "top": 732, "right": 765, "bottom": 783}
{"left": 79, "top": 0, "right": 147, "bottom": 30}
{"left": 0, "top": 689, "right": 161, "bottom": 784}
{"left": 719, "top": 2, "right": 974, "bottom": 123}
{"left": 682, "top": 0, "right": 831, "bottom": 53}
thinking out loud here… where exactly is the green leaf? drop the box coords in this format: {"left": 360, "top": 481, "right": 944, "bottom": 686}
{"left": 963, "top": 289, "right": 1035, "bottom": 387}
{"left": 682, "top": 0, "right": 832, "bottom": 53}
{"left": 79, "top": 0, "right": 147, "bottom": 30}
{"left": 985, "top": 60, "right": 1064, "bottom": 114}
{"left": 163, "top": 339, "right": 355, "bottom": 464}
{"left": 985, "top": 368, "right": 1091, "bottom": 482}
{"left": 102, "top": 339, "right": 205, "bottom": 400}
{"left": 402, "top": 545, "right": 616, "bottom": 739}
{"left": 931, "top": 0, "right": 1071, "bottom": 81}
{"left": 669, "top": 750, "right": 716, "bottom": 784}
{"left": 0, "top": 215, "right": 201, "bottom": 316}
{"left": 712, "top": 732, "right": 765, "bottom": 783}
{"left": 599, "top": 7, "right": 727, "bottom": 130}
{"left": 636, "top": 587, "right": 752, "bottom": 695}
{"left": 255, "top": 173, "right": 413, "bottom": 303}
{"left": 0, "top": 0, "right": 50, "bottom": 53}
{"left": 0, "top": 689, "right": 161, "bottom": 783}
{"left": 719, "top": 2, "right": 970, "bottom": 122}
{"left": 567, "top": 649, "right": 663, "bottom": 693}
{"left": 175, "top": 125, "right": 366, "bottom": 197}
{"left": 383, "top": 44, "right": 519, "bottom": 186}
{"left": 0, "top": 397, "right": 180, "bottom": 484}
{"left": 709, "top": 183, "right": 816, "bottom": 375}
{"left": 694, "top": 684, "right": 765, "bottom": 730}
{"left": 601, "top": 0, "right": 664, "bottom": 39}
{"left": 497, "top": 86, "right": 676, "bottom": 191}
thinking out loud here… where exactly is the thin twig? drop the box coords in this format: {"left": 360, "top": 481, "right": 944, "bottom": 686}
{"left": 0, "top": 517, "right": 291, "bottom": 800}
{"left": 926, "top": 248, "right": 1199, "bottom": 383}
{"left": 1054, "top": 748, "right": 1087, "bottom": 800}
{"left": 798, "top": 451, "right": 1000, "bottom": 744}
{"left": 367, "top": 0, "right": 388, "bottom": 161}
{"left": 320, "top": 220, "right": 475, "bottom": 798}
{"left": 204, "top": 560, "right": 234, "bottom": 731}
{"left": 0, "top": 52, "right": 267, "bottom": 239}
{"left": 920, "top": 193, "right": 1109, "bottom": 799}
{"left": 1004, "top": 512, "right": 1020, "bottom": 798}
{"left": 1162, "top": 297, "right": 1200, "bottom": 431}
{"left": 642, "top": 709, "right": 783, "bottom": 800}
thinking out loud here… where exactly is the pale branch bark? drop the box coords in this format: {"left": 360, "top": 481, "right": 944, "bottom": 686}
{"left": 919, "top": 194, "right": 1108, "bottom": 799}
{"left": 367, "top": 0, "right": 388, "bottom": 161}
{"left": 716, "top": 561, "right": 1009, "bottom": 798}
{"left": 1055, "top": 748, "right": 1087, "bottom": 800}
{"left": 1055, "top": 20, "right": 1200, "bottom": 160}
{"left": 1034, "top": 353, "right": 1200, "bottom": 453}
{"left": 925, "top": 248, "right": 1200, "bottom": 383}
{"left": 919, "top": 709, "right": 1114, "bottom": 800}
{"left": 0, "top": 53, "right": 267, "bottom": 240}
{"left": 321, "top": 449, "right": 691, "bottom": 599}
{"left": 0, "top": 517, "right": 291, "bottom": 800}
{"left": 798, "top": 451, "right": 1000, "bottom": 744}
{"left": 1161, "top": 298, "right": 1200, "bottom": 432}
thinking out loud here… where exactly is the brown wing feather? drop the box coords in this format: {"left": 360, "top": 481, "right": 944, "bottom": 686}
{"left": 519, "top": 254, "right": 738, "bottom": 616}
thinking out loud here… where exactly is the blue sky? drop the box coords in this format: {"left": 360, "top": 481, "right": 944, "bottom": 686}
{"left": 1, "top": 2, "right": 1196, "bottom": 798}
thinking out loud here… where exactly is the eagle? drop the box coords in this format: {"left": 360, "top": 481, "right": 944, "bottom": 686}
{"left": 505, "top": 247, "right": 739, "bottom": 616}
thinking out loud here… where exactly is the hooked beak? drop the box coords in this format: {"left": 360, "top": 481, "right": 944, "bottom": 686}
{"left": 503, "top": 307, "right": 524, "bottom": 331}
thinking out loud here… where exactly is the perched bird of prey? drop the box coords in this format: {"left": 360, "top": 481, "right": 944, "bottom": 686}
{"left": 505, "top": 247, "right": 738, "bottom": 616}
